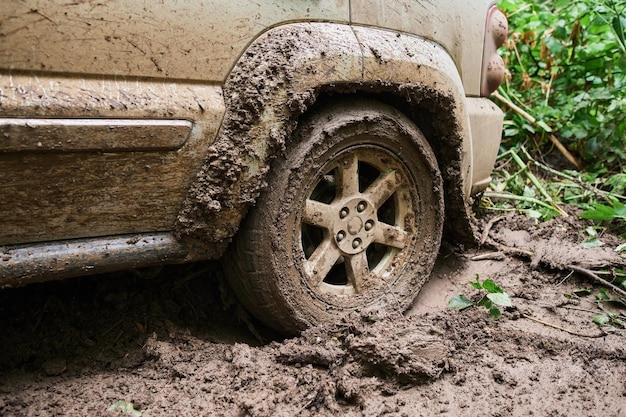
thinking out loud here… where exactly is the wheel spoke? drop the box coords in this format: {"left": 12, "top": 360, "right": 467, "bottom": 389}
{"left": 345, "top": 251, "right": 369, "bottom": 293}
{"left": 304, "top": 238, "right": 342, "bottom": 284}
{"left": 336, "top": 154, "right": 359, "bottom": 198}
{"left": 303, "top": 199, "right": 335, "bottom": 228}
{"left": 363, "top": 169, "right": 403, "bottom": 208}
{"left": 373, "top": 222, "right": 409, "bottom": 249}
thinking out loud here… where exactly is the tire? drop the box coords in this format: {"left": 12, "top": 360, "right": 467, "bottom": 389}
{"left": 225, "top": 99, "right": 444, "bottom": 334}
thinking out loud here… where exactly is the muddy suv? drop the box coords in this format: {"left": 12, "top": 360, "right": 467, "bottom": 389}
{"left": 0, "top": 1, "right": 507, "bottom": 333}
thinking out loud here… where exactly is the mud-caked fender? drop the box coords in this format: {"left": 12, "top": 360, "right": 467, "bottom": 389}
{"left": 177, "top": 22, "right": 477, "bottom": 245}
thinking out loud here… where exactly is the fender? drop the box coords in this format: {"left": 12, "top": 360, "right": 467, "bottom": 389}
{"left": 177, "top": 22, "right": 477, "bottom": 245}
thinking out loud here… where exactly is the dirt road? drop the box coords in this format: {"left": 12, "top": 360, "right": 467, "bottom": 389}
{"left": 1, "top": 212, "right": 624, "bottom": 416}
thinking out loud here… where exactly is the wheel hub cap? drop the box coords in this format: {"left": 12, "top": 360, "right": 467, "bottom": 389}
{"left": 333, "top": 197, "right": 377, "bottom": 255}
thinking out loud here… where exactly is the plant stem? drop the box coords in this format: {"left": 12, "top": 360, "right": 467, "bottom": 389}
{"left": 523, "top": 314, "right": 605, "bottom": 338}
{"left": 507, "top": 149, "right": 569, "bottom": 216}
{"left": 494, "top": 91, "right": 582, "bottom": 170}
{"left": 520, "top": 147, "right": 626, "bottom": 203}
{"left": 483, "top": 192, "right": 562, "bottom": 215}
{"left": 568, "top": 265, "right": 626, "bottom": 298}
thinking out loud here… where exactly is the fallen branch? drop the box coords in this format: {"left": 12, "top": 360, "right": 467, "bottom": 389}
{"left": 471, "top": 252, "right": 506, "bottom": 261}
{"left": 482, "top": 235, "right": 625, "bottom": 297}
{"left": 568, "top": 265, "right": 626, "bottom": 298}
{"left": 522, "top": 314, "right": 605, "bottom": 338}
{"left": 480, "top": 215, "right": 506, "bottom": 245}
{"left": 482, "top": 236, "right": 534, "bottom": 257}
{"left": 493, "top": 90, "right": 583, "bottom": 170}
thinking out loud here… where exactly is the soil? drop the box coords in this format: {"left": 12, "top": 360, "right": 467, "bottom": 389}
{"left": 1, "top": 211, "right": 624, "bottom": 417}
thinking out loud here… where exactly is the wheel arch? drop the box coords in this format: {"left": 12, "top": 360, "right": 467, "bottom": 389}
{"left": 176, "top": 22, "right": 479, "bottom": 246}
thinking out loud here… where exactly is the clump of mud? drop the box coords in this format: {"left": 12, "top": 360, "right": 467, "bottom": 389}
{"left": 141, "top": 312, "right": 450, "bottom": 416}
{"left": 277, "top": 312, "right": 450, "bottom": 385}
{"left": 480, "top": 211, "right": 625, "bottom": 269}
{"left": 2, "top": 211, "right": 624, "bottom": 417}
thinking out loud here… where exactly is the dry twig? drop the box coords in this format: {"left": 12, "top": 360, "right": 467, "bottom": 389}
{"left": 493, "top": 90, "right": 582, "bottom": 170}
{"left": 480, "top": 215, "right": 506, "bottom": 245}
{"left": 567, "top": 265, "right": 626, "bottom": 298}
{"left": 523, "top": 314, "right": 605, "bottom": 338}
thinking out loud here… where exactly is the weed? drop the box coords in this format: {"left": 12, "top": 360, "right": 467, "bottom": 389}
{"left": 581, "top": 200, "right": 626, "bottom": 221}
{"left": 565, "top": 284, "right": 626, "bottom": 332}
{"left": 107, "top": 400, "right": 143, "bottom": 416}
{"left": 448, "top": 275, "right": 512, "bottom": 319}
{"left": 487, "top": 0, "right": 626, "bottom": 224}
{"left": 484, "top": 146, "right": 626, "bottom": 230}
{"left": 581, "top": 226, "right": 606, "bottom": 248}
{"left": 580, "top": 199, "right": 626, "bottom": 239}
{"left": 498, "top": 0, "right": 626, "bottom": 171}
{"left": 593, "top": 312, "right": 626, "bottom": 331}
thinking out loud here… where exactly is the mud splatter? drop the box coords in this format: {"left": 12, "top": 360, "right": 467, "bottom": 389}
{"left": 176, "top": 24, "right": 477, "bottom": 246}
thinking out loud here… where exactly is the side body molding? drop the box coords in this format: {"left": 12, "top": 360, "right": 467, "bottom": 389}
{"left": 177, "top": 22, "right": 477, "bottom": 244}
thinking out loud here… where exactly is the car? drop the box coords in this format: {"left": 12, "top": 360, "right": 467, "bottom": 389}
{"left": 0, "top": 0, "right": 507, "bottom": 333}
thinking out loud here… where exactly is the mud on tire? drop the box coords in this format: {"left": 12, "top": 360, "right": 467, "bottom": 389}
{"left": 225, "top": 99, "right": 444, "bottom": 334}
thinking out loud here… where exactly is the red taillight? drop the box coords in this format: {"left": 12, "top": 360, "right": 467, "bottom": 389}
{"left": 481, "top": 6, "right": 508, "bottom": 96}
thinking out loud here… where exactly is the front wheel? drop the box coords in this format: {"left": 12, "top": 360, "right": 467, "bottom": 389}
{"left": 226, "top": 99, "right": 444, "bottom": 333}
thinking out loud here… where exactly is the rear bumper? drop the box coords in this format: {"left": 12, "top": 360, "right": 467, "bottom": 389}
{"left": 467, "top": 97, "right": 503, "bottom": 194}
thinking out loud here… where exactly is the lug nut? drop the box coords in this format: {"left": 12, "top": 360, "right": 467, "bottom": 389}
{"left": 340, "top": 208, "right": 349, "bottom": 219}
{"left": 352, "top": 239, "right": 361, "bottom": 249}
{"left": 337, "top": 231, "right": 346, "bottom": 242}
{"left": 357, "top": 201, "right": 367, "bottom": 212}
{"left": 365, "top": 220, "right": 374, "bottom": 231}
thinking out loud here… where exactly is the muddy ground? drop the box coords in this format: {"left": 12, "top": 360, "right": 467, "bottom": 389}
{"left": 0, "top": 211, "right": 624, "bottom": 417}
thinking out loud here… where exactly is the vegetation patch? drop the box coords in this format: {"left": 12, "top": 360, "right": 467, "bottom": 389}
{"left": 448, "top": 275, "right": 512, "bottom": 319}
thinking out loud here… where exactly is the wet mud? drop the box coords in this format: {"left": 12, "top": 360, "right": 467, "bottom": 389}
{"left": 176, "top": 24, "right": 476, "bottom": 246}
{"left": 1, "top": 211, "right": 624, "bottom": 416}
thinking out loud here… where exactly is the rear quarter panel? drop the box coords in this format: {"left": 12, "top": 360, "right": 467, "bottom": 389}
{"left": 351, "top": 0, "right": 495, "bottom": 96}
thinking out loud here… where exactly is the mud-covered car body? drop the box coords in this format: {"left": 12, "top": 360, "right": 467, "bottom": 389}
{"left": 0, "top": 0, "right": 506, "bottom": 331}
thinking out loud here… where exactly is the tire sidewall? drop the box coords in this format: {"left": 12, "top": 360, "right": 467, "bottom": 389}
{"left": 258, "top": 101, "right": 444, "bottom": 327}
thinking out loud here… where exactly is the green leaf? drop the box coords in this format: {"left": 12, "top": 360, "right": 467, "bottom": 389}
{"left": 554, "top": 0, "right": 569, "bottom": 8}
{"left": 482, "top": 279, "right": 504, "bottom": 294}
{"left": 554, "top": 25, "right": 568, "bottom": 40}
{"left": 593, "top": 313, "right": 611, "bottom": 326}
{"left": 582, "top": 237, "right": 605, "bottom": 249}
{"left": 613, "top": 201, "right": 626, "bottom": 219}
{"left": 572, "top": 288, "right": 593, "bottom": 297}
{"left": 487, "top": 292, "right": 513, "bottom": 307}
{"left": 595, "top": 288, "right": 626, "bottom": 308}
{"left": 537, "top": 120, "right": 553, "bottom": 133}
{"left": 580, "top": 204, "right": 617, "bottom": 221}
{"left": 478, "top": 297, "right": 493, "bottom": 309}
{"left": 612, "top": 16, "right": 626, "bottom": 48}
{"left": 108, "top": 401, "right": 143, "bottom": 416}
{"left": 615, "top": 243, "right": 626, "bottom": 252}
{"left": 469, "top": 275, "right": 483, "bottom": 290}
{"left": 489, "top": 306, "right": 502, "bottom": 319}
{"left": 525, "top": 209, "right": 543, "bottom": 219}
{"left": 595, "top": 288, "right": 611, "bottom": 301}
{"left": 447, "top": 295, "right": 474, "bottom": 310}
